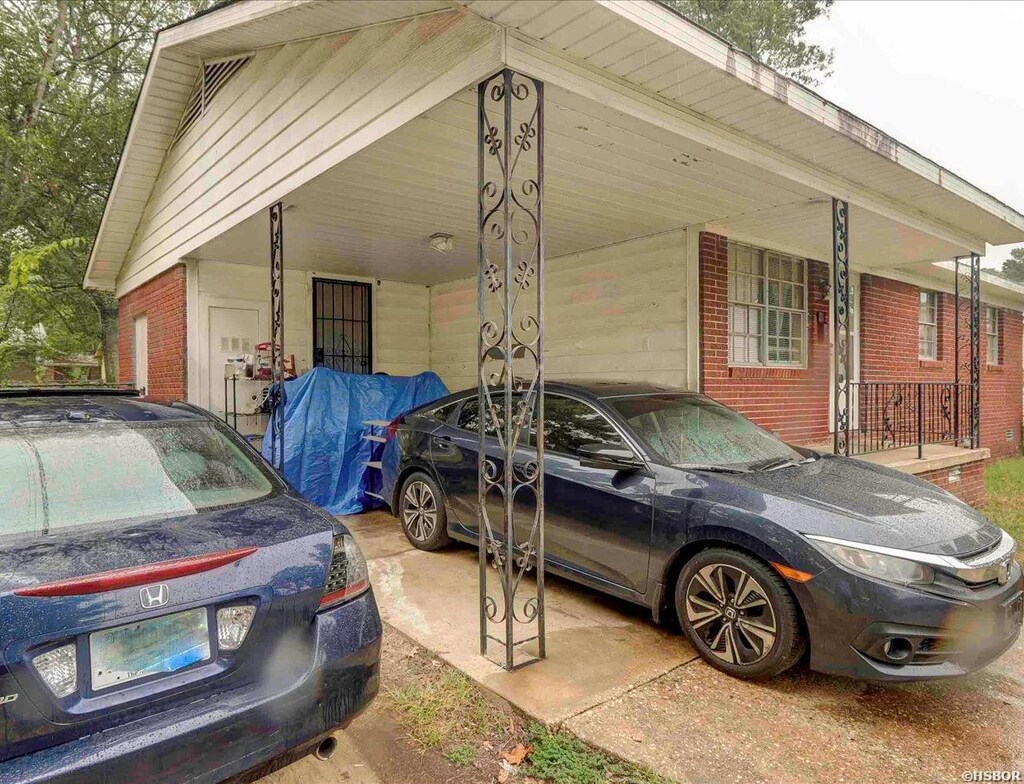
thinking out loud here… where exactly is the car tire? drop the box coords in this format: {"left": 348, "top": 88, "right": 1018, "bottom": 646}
{"left": 675, "top": 547, "right": 806, "bottom": 679}
{"left": 398, "top": 472, "right": 450, "bottom": 551}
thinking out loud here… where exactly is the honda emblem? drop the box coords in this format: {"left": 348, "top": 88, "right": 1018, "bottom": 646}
{"left": 140, "top": 584, "right": 170, "bottom": 609}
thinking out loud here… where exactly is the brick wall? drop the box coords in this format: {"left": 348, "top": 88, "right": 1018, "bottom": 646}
{"left": 699, "top": 231, "right": 832, "bottom": 444}
{"left": 916, "top": 460, "right": 986, "bottom": 507}
{"left": 117, "top": 264, "right": 187, "bottom": 399}
{"left": 859, "top": 274, "right": 1023, "bottom": 460}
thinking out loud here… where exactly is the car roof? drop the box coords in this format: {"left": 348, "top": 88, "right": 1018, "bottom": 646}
{"left": 0, "top": 389, "right": 207, "bottom": 429}
{"left": 434, "top": 379, "right": 692, "bottom": 406}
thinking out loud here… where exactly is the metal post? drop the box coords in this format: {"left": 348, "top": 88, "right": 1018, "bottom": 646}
{"left": 916, "top": 382, "right": 923, "bottom": 459}
{"left": 954, "top": 253, "right": 982, "bottom": 449}
{"left": 269, "top": 201, "right": 285, "bottom": 471}
{"left": 832, "top": 198, "right": 851, "bottom": 457}
{"left": 477, "top": 69, "right": 545, "bottom": 671}
{"left": 969, "top": 252, "right": 981, "bottom": 449}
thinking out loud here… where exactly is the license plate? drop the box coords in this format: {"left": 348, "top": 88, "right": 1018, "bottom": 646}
{"left": 90, "top": 608, "right": 210, "bottom": 691}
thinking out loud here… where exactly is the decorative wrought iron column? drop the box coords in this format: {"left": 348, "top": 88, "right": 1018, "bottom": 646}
{"left": 268, "top": 201, "right": 286, "bottom": 471}
{"left": 477, "top": 68, "right": 545, "bottom": 671}
{"left": 954, "top": 253, "right": 981, "bottom": 448}
{"left": 832, "top": 198, "right": 852, "bottom": 456}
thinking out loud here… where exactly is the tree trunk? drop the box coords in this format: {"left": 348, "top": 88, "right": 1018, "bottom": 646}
{"left": 24, "top": 0, "right": 69, "bottom": 132}
{"left": 98, "top": 296, "right": 118, "bottom": 383}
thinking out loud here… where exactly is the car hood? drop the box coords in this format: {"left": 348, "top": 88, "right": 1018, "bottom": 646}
{"left": 704, "top": 455, "right": 1001, "bottom": 558}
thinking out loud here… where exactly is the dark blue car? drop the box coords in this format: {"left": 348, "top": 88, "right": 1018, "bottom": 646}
{"left": 0, "top": 389, "right": 380, "bottom": 783}
{"left": 382, "top": 381, "right": 1022, "bottom": 682}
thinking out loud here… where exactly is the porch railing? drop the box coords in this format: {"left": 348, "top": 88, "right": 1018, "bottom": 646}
{"left": 846, "top": 381, "right": 973, "bottom": 458}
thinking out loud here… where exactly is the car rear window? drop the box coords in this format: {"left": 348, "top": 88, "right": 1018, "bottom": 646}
{"left": 0, "top": 421, "right": 273, "bottom": 537}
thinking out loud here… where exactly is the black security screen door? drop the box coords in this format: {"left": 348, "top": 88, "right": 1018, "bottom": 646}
{"left": 312, "top": 278, "right": 372, "bottom": 373}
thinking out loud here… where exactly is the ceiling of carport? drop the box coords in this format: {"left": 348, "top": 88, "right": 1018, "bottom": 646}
{"left": 190, "top": 82, "right": 967, "bottom": 284}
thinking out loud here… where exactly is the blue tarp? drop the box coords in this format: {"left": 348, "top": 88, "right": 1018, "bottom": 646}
{"left": 261, "top": 367, "right": 448, "bottom": 514}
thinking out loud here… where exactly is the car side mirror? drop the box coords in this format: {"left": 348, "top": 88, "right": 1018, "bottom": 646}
{"left": 577, "top": 443, "right": 643, "bottom": 471}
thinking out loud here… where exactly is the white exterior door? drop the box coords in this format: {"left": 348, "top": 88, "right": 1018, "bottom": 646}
{"left": 133, "top": 315, "right": 148, "bottom": 394}
{"left": 207, "top": 306, "right": 261, "bottom": 419}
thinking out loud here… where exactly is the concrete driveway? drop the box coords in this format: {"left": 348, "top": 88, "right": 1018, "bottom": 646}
{"left": 345, "top": 510, "right": 1024, "bottom": 784}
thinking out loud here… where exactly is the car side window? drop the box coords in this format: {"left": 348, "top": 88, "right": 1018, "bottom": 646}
{"left": 456, "top": 396, "right": 530, "bottom": 444}
{"left": 535, "top": 395, "right": 624, "bottom": 457}
{"left": 428, "top": 401, "right": 458, "bottom": 424}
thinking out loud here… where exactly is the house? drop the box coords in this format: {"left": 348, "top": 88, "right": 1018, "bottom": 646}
{"left": 84, "top": 0, "right": 1024, "bottom": 512}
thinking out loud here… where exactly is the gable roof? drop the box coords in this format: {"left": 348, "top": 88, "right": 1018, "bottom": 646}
{"left": 85, "top": 0, "right": 1024, "bottom": 292}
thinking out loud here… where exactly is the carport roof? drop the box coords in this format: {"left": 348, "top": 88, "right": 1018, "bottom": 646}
{"left": 85, "top": 0, "right": 1024, "bottom": 292}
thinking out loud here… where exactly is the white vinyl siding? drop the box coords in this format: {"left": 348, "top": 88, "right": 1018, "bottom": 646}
{"left": 918, "top": 291, "right": 938, "bottom": 360}
{"left": 727, "top": 242, "right": 806, "bottom": 367}
{"left": 429, "top": 231, "right": 689, "bottom": 391}
{"left": 986, "top": 305, "right": 1000, "bottom": 365}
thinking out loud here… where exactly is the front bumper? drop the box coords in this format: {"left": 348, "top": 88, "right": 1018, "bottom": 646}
{"left": 800, "top": 563, "right": 1023, "bottom": 681}
{"left": 1, "top": 592, "right": 382, "bottom": 784}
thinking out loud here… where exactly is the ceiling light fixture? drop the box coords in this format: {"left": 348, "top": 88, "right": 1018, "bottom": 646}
{"left": 428, "top": 233, "right": 454, "bottom": 253}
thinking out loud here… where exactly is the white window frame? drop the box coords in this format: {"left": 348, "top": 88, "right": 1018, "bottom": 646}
{"left": 727, "top": 242, "right": 808, "bottom": 368}
{"left": 918, "top": 290, "right": 938, "bottom": 360}
{"left": 986, "top": 305, "right": 1000, "bottom": 366}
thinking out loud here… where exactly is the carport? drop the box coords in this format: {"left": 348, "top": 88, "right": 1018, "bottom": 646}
{"left": 85, "top": 1, "right": 1024, "bottom": 671}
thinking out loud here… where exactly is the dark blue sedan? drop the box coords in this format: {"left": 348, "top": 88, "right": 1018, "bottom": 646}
{"left": 382, "top": 380, "right": 1022, "bottom": 681}
{"left": 0, "top": 389, "right": 380, "bottom": 783}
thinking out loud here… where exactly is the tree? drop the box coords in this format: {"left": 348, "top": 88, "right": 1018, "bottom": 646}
{"left": 0, "top": 0, "right": 209, "bottom": 382}
{"left": 1000, "top": 247, "right": 1024, "bottom": 284}
{"left": 662, "top": 0, "right": 834, "bottom": 86}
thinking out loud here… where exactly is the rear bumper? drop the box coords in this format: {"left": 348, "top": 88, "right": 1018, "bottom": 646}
{"left": 1, "top": 592, "right": 382, "bottom": 784}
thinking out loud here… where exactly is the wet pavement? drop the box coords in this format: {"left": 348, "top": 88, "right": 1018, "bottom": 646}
{"left": 322, "top": 510, "right": 1024, "bottom": 783}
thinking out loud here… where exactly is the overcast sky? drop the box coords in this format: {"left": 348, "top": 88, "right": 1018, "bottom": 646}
{"left": 804, "top": 0, "right": 1024, "bottom": 269}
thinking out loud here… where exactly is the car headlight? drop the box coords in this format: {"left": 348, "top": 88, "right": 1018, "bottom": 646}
{"left": 807, "top": 536, "right": 934, "bottom": 586}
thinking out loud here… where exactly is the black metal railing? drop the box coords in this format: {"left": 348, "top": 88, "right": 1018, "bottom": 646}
{"left": 846, "top": 381, "right": 973, "bottom": 458}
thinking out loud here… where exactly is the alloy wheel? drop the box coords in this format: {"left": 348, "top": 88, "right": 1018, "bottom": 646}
{"left": 684, "top": 563, "right": 778, "bottom": 666}
{"left": 402, "top": 481, "right": 438, "bottom": 543}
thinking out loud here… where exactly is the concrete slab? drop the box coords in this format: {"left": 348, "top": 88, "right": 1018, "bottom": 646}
{"left": 343, "top": 511, "right": 697, "bottom": 725}
{"left": 567, "top": 634, "right": 1024, "bottom": 784}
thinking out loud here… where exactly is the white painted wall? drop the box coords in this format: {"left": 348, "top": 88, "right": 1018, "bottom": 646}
{"left": 429, "top": 230, "right": 691, "bottom": 392}
{"left": 191, "top": 260, "right": 430, "bottom": 410}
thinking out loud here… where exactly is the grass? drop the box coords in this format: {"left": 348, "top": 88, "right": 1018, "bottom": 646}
{"left": 984, "top": 456, "right": 1024, "bottom": 562}
{"left": 384, "top": 642, "right": 669, "bottom": 784}
{"left": 526, "top": 724, "right": 671, "bottom": 784}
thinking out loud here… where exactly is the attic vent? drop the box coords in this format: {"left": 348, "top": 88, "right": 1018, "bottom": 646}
{"left": 171, "top": 54, "right": 252, "bottom": 146}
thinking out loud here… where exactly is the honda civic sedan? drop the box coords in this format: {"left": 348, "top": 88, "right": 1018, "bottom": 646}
{"left": 0, "top": 389, "right": 380, "bottom": 783}
{"left": 381, "top": 380, "right": 1022, "bottom": 681}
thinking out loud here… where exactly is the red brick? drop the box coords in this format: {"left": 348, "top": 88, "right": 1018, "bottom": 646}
{"left": 117, "top": 265, "right": 187, "bottom": 399}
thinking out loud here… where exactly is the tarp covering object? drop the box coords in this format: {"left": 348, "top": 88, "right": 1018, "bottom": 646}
{"left": 261, "top": 367, "right": 448, "bottom": 514}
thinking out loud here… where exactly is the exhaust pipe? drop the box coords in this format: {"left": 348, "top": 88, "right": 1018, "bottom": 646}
{"left": 314, "top": 736, "right": 338, "bottom": 761}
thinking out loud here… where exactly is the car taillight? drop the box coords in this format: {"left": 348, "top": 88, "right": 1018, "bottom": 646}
{"left": 386, "top": 415, "right": 404, "bottom": 441}
{"left": 320, "top": 534, "right": 369, "bottom": 609}
{"left": 32, "top": 643, "right": 77, "bottom": 698}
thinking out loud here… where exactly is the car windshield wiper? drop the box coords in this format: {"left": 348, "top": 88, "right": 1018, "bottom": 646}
{"left": 673, "top": 463, "right": 750, "bottom": 474}
{"left": 753, "top": 456, "right": 818, "bottom": 472}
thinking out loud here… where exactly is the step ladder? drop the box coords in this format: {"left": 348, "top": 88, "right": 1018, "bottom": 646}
{"left": 361, "top": 420, "right": 391, "bottom": 502}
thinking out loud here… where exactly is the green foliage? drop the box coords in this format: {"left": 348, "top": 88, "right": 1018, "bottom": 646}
{"left": 0, "top": 0, "right": 210, "bottom": 380}
{"left": 999, "top": 247, "right": 1024, "bottom": 284}
{"left": 527, "top": 724, "right": 670, "bottom": 784}
{"left": 443, "top": 742, "right": 476, "bottom": 767}
{"left": 984, "top": 457, "right": 1024, "bottom": 564}
{"left": 661, "top": 0, "right": 834, "bottom": 85}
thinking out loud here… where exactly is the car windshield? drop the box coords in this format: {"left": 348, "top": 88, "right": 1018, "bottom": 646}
{"left": 0, "top": 420, "right": 274, "bottom": 537}
{"left": 606, "top": 394, "right": 803, "bottom": 469}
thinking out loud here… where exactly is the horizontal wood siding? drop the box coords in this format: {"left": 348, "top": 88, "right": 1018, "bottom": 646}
{"left": 117, "top": 10, "right": 501, "bottom": 295}
{"left": 429, "top": 230, "right": 689, "bottom": 391}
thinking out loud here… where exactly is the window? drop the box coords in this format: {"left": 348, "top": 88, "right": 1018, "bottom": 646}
{"left": 918, "top": 291, "right": 938, "bottom": 360}
{"left": 427, "top": 401, "right": 459, "bottom": 424}
{"left": 0, "top": 421, "right": 273, "bottom": 538}
{"left": 987, "top": 306, "right": 1000, "bottom": 365}
{"left": 727, "top": 243, "right": 807, "bottom": 366}
{"left": 533, "top": 395, "right": 624, "bottom": 457}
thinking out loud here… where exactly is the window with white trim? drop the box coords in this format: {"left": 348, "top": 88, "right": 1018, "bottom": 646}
{"left": 918, "top": 291, "right": 938, "bottom": 360}
{"left": 986, "top": 305, "right": 1000, "bottom": 365}
{"left": 727, "top": 242, "right": 807, "bottom": 367}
